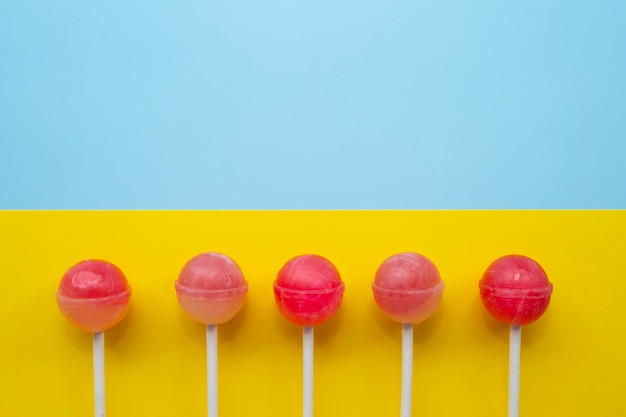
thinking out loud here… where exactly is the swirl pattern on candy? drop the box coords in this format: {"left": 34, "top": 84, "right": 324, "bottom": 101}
{"left": 372, "top": 252, "right": 445, "bottom": 324}
{"left": 56, "top": 259, "right": 132, "bottom": 332}
{"left": 479, "top": 255, "right": 553, "bottom": 325}
{"left": 175, "top": 252, "right": 248, "bottom": 324}
{"left": 273, "top": 254, "right": 345, "bottom": 326}
{"left": 371, "top": 252, "right": 444, "bottom": 417}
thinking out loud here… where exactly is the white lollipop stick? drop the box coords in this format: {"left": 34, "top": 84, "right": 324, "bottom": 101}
{"left": 509, "top": 324, "right": 521, "bottom": 417}
{"left": 207, "top": 324, "right": 218, "bottom": 417}
{"left": 401, "top": 323, "right": 413, "bottom": 417}
{"left": 93, "top": 331, "right": 105, "bottom": 417}
{"left": 303, "top": 326, "right": 314, "bottom": 417}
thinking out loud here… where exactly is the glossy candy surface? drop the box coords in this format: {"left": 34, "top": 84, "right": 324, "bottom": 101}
{"left": 372, "top": 252, "right": 445, "bottom": 324}
{"left": 274, "top": 254, "right": 345, "bottom": 326}
{"left": 479, "top": 255, "right": 553, "bottom": 325}
{"left": 56, "top": 259, "right": 132, "bottom": 332}
{"left": 175, "top": 252, "right": 248, "bottom": 324}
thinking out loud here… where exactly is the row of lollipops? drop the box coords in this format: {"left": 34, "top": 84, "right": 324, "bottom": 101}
{"left": 56, "top": 252, "right": 554, "bottom": 417}
{"left": 56, "top": 252, "right": 553, "bottom": 331}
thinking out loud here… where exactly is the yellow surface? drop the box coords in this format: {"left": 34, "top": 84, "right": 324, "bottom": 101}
{"left": 1, "top": 211, "right": 625, "bottom": 416}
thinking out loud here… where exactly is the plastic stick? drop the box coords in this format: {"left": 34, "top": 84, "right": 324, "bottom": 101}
{"left": 401, "top": 323, "right": 413, "bottom": 417}
{"left": 207, "top": 324, "right": 218, "bottom": 417}
{"left": 509, "top": 324, "right": 521, "bottom": 417}
{"left": 303, "top": 326, "right": 314, "bottom": 417}
{"left": 93, "top": 331, "right": 105, "bottom": 417}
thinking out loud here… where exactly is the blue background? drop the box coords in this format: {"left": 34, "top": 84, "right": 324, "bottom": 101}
{"left": 1, "top": 1, "right": 624, "bottom": 209}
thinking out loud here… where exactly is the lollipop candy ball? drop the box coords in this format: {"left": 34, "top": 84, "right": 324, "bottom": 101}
{"left": 372, "top": 252, "right": 444, "bottom": 324}
{"left": 479, "top": 255, "right": 553, "bottom": 325}
{"left": 175, "top": 252, "right": 248, "bottom": 324}
{"left": 56, "top": 260, "right": 132, "bottom": 332}
{"left": 274, "top": 254, "right": 345, "bottom": 326}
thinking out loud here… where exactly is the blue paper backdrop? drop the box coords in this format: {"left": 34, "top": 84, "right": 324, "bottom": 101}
{"left": 1, "top": 1, "right": 624, "bottom": 208}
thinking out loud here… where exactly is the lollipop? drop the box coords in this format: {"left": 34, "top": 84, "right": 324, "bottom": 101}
{"left": 372, "top": 252, "right": 444, "bottom": 417}
{"left": 479, "top": 255, "right": 553, "bottom": 417}
{"left": 56, "top": 259, "right": 132, "bottom": 417}
{"left": 273, "top": 254, "right": 345, "bottom": 417}
{"left": 175, "top": 252, "right": 248, "bottom": 417}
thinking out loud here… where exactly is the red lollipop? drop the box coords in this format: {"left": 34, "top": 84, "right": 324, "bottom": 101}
{"left": 478, "top": 255, "right": 553, "bottom": 417}
{"left": 479, "top": 255, "right": 553, "bottom": 325}
{"left": 273, "top": 254, "right": 345, "bottom": 417}
{"left": 56, "top": 259, "right": 132, "bottom": 417}
{"left": 274, "top": 254, "right": 345, "bottom": 326}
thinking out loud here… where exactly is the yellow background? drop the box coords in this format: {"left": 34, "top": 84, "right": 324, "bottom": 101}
{"left": 1, "top": 211, "right": 624, "bottom": 416}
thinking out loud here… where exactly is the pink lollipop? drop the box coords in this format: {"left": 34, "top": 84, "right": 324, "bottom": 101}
{"left": 175, "top": 252, "right": 248, "bottom": 417}
{"left": 372, "top": 252, "right": 444, "bottom": 417}
{"left": 274, "top": 254, "right": 345, "bottom": 417}
{"left": 478, "top": 255, "right": 553, "bottom": 417}
{"left": 372, "top": 252, "right": 444, "bottom": 324}
{"left": 56, "top": 259, "right": 132, "bottom": 417}
{"left": 175, "top": 252, "right": 248, "bottom": 324}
